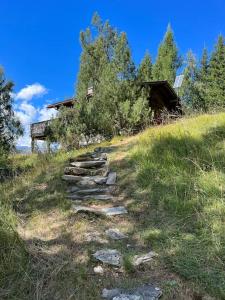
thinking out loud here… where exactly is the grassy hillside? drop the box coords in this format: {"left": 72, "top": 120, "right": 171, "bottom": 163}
{"left": 1, "top": 113, "right": 225, "bottom": 299}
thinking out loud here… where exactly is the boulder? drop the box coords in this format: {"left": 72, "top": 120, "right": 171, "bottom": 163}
{"left": 93, "top": 249, "right": 122, "bottom": 266}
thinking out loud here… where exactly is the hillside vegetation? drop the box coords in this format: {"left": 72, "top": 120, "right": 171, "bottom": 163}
{"left": 1, "top": 113, "right": 225, "bottom": 299}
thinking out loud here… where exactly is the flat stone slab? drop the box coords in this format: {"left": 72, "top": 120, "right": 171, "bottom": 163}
{"left": 62, "top": 175, "right": 107, "bottom": 184}
{"left": 106, "top": 172, "right": 117, "bottom": 185}
{"left": 65, "top": 166, "right": 109, "bottom": 177}
{"left": 68, "top": 194, "right": 114, "bottom": 201}
{"left": 105, "top": 229, "right": 128, "bottom": 240}
{"left": 132, "top": 252, "right": 158, "bottom": 266}
{"left": 102, "top": 284, "right": 162, "bottom": 299}
{"left": 74, "top": 188, "right": 110, "bottom": 195}
{"left": 93, "top": 249, "right": 122, "bottom": 266}
{"left": 71, "top": 160, "right": 106, "bottom": 168}
{"left": 73, "top": 205, "right": 127, "bottom": 216}
{"left": 102, "top": 206, "right": 127, "bottom": 216}
{"left": 70, "top": 152, "right": 107, "bottom": 162}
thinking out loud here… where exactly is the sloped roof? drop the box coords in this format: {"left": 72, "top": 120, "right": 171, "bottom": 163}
{"left": 47, "top": 98, "right": 77, "bottom": 109}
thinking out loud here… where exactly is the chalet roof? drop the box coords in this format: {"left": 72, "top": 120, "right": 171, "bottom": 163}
{"left": 47, "top": 98, "right": 77, "bottom": 109}
{"left": 140, "top": 80, "right": 179, "bottom": 99}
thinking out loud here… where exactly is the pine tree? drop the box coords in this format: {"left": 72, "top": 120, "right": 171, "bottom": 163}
{"left": 0, "top": 67, "right": 22, "bottom": 154}
{"left": 181, "top": 51, "right": 202, "bottom": 109}
{"left": 196, "top": 47, "right": 209, "bottom": 110}
{"left": 206, "top": 35, "right": 225, "bottom": 108}
{"left": 152, "top": 24, "right": 182, "bottom": 85}
{"left": 137, "top": 51, "right": 152, "bottom": 82}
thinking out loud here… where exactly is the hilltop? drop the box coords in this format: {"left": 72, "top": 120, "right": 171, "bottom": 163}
{"left": 1, "top": 113, "right": 225, "bottom": 299}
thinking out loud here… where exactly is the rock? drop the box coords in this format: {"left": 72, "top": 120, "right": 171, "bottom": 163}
{"left": 64, "top": 166, "right": 92, "bottom": 176}
{"left": 70, "top": 152, "right": 107, "bottom": 162}
{"left": 106, "top": 172, "right": 117, "bottom": 185}
{"left": 66, "top": 186, "right": 79, "bottom": 193}
{"left": 102, "top": 284, "right": 162, "bottom": 299}
{"left": 132, "top": 252, "right": 158, "bottom": 266}
{"left": 94, "top": 176, "right": 108, "bottom": 184}
{"left": 62, "top": 175, "right": 83, "bottom": 182}
{"left": 75, "top": 188, "right": 110, "bottom": 195}
{"left": 62, "top": 175, "right": 107, "bottom": 185}
{"left": 77, "top": 180, "right": 97, "bottom": 187}
{"left": 102, "top": 206, "right": 127, "bottom": 216}
{"left": 71, "top": 160, "right": 106, "bottom": 168}
{"left": 65, "top": 166, "right": 109, "bottom": 177}
{"left": 73, "top": 205, "right": 128, "bottom": 217}
{"left": 68, "top": 194, "right": 114, "bottom": 201}
{"left": 93, "top": 249, "right": 122, "bottom": 266}
{"left": 105, "top": 229, "right": 128, "bottom": 240}
{"left": 94, "top": 265, "right": 104, "bottom": 275}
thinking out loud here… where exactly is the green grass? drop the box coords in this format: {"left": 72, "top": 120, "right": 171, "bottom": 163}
{"left": 1, "top": 113, "right": 225, "bottom": 299}
{"left": 124, "top": 113, "right": 225, "bottom": 298}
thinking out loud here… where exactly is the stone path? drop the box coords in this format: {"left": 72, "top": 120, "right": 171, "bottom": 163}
{"left": 62, "top": 147, "right": 162, "bottom": 299}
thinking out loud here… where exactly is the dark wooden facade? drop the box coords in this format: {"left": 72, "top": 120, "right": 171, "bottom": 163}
{"left": 140, "top": 80, "right": 182, "bottom": 122}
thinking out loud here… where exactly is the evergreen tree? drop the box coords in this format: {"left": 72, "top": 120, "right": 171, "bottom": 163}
{"left": 181, "top": 51, "right": 202, "bottom": 109}
{"left": 152, "top": 24, "right": 182, "bottom": 85}
{"left": 137, "top": 51, "right": 152, "bottom": 81}
{"left": 196, "top": 47, "right": 209, "bottom": 110}
{"left": 206, "top": 35, "right": 225, "bottom": 108}
{"left": 0, "top": 67, "right": 22, "bottom": 154}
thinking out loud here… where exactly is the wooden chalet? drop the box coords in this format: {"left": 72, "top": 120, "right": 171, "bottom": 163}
{"left": 30, "top": 98, "right": 76, "bottom": 152}
{"left": 140, "top": 80, "right": 182, "bottom": 122}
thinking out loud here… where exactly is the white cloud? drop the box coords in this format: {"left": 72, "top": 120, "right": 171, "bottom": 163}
{"left": 15, "top": 83, "right": 48, "bottom": 101}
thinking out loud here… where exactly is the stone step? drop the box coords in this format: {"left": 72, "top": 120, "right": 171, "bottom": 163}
{"left": 64, "top": 166, "right": 109, "bottom": 177}
{"left": 70, "top": 160, "right": 106, "bottom": 169}
{"left": 70, "top": 187, "right": 110, "bottom": 195}
{"left": 102, "top": 284, "right": 162, "bottom": 299}
{"left": 93, "top": 249, "right": 122, "bottom": 266}
{"left": 62, "top": 175, "right": 107, "bottom": 185}
{"left": 73, "top": 205, "right": 128, "bottom": 216}
{"left": 68, "top": 194, "right": 114, "bottom": 201}
{"left": 70, "top": 152, "right": 107, "bottom": 162}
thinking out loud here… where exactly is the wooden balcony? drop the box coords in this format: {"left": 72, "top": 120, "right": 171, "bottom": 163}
{"left": 31, "top": 120, "right": 51, "bottom": 140}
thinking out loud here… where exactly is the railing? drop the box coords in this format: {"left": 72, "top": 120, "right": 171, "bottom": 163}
{"left": 30, "top": 120, "right": 51, "bottom": 138}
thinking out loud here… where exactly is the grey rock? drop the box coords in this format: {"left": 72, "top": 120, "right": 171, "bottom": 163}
{"left": 71, "top": 152, "right": 107, "bottom": 162}
{"left": 71, "top": 160, "right": 106, "bottom": 168}
{"left": 106, "top": 172, "right": 117, "bottom": 185}
{"left": 73, "top": 205, "right": 127, "bottom": 217}
{"left": 94, "top": 176, "right": 108, "bottom": 184}
{"left": 132, "top": 252, "right": 158, "bottom": 266}
{"left": 102, "top": 206, "right": 128, "bottom": 216}
{"left": 106, "top": 229, "right": 128, "bottom": 240}
{"left": 63, "top": 175, "right": 107, "bottom": 185}
{"left": 93, "top": 249, "right": 122, "bottom": 266}
{"left": 62, "top": 175, "right": 83, "bottom": 182}
{"left": 68, "top": 194, "right": 114, "bottom": 201}
{"left": 75, "top": 188, "right": 110, "bottom": 195}
{"left": 102, "top": 285, "right": 162, "bottom": 299}
{"left": 66, "top": 186, "right": 79, "bottom": 193}
{"left": 64, "top": 166, "right": 92, "bottom": 176}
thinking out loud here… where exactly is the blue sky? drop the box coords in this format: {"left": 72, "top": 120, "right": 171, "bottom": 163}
{"left": 1, "top": 0, "right": 224, "bottom": 146}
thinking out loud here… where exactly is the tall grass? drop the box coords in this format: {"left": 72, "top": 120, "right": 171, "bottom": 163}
{"left": 129, "top": 113, "right": 225, "bottom": 297}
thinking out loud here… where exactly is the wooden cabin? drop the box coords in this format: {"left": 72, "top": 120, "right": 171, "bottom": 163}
{"left": 140, "top": 80, "right": 182, "bottom": 123}
{"left": 30, "top": 98, "right": 76, "bottom": 152}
